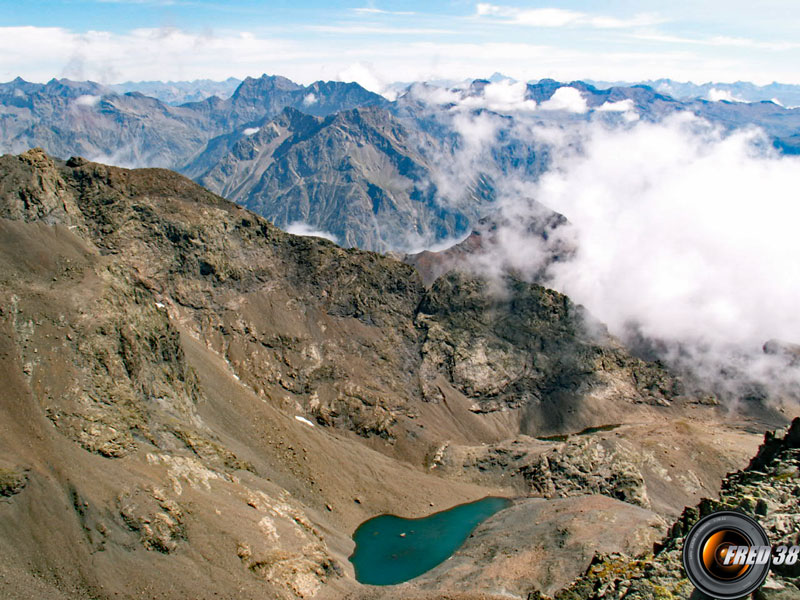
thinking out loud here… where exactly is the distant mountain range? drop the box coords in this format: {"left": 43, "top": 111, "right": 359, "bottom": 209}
{"left": 587, "top": 78, "right": 800, "bottom": 107}
{"left": 110, "top": 77, "right": 242, "bottom": 105}
{"left": 0, "top": 75, "right": 385, "bottom": 168}
{"left": 2, "top": 74, "right": 800, "bottom": 251}
{"left": 73, "top": 74, "right": 800, "bottom": 108}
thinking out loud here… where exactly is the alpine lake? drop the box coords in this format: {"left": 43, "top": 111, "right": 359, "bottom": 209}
{"left": 349, "top": 496, "right": 513, "bottom": 585}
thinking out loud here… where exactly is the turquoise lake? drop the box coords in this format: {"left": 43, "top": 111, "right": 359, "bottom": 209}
{"left": 349, "top": 496, "right": 513, "bottom": 586}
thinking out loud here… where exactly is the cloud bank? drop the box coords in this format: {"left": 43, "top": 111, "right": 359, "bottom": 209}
{"left": 539, "top": 117, "right": 800, "bottom": 350}
{"left": 404, "top": 78, "right": 800, "bottom": 405}
{"left": 475, "top": 4, "right": 665, "bottom": 29}
{"left": 442, "top": 109, "right": 800, "bottom": 404}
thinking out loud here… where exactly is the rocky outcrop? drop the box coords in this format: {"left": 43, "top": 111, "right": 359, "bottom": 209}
{"left": 417, "top": 272, "right": 679, "bottom": 433}
{"left": 0, "top": 467, "right": 27, "bottom": 498}
{"left": 552, "top": 418, "right": 800, "bottom": 600}
{"left": 519, "top": 438, "right": 649, "bottom": 508}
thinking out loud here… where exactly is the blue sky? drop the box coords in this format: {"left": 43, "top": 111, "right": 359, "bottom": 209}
{"left": 1, "top": 1, "right": 799, "bottom": 88}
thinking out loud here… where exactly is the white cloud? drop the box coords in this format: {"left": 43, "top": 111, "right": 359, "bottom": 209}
{"left": 511, "top": 118, "right": 795, "bottom": 374}
{"left": 284, "top": 222, "right": 339, "bottom": 244}
{"left": 538, "top": 86, "right": 588, "bottom": 112}
{"left": 307, "top": 25, "right": 457, "bottom": 35}
{"left": 595, "top": 98, "right": 635, "bottom": 112}
{"left": 243, "top": 127, "right": 259, "bottom": 136}
{"left": 539, "top": 116, "right": 800, "bottom": 346}
{"left": 437, "top": 111, "right": 800, "bottom": 403}
{"left": 412, "top": 81, "right": 592, "bottom": 116}
{"left": 0, "top": 26, "right": 314, "bottom": 84}
{"left": 587, "top": 14, "right": 665, "bottom": 29}
{"left": 633, "top": 31, "right": 800, "bottom": 51}
{"left": 708, "top": 35, "right": 800, "bottom": 51}
{"left": 353, "top": 7, "right": 415, "bottom": 16}
{"left": 302, "top": 93, "right": 317, "bottom": 106}
{"left": 336, "top": 62, "right": 385, "bottom": 93}
{"left": 707, "top": 88, "right": 744, "bottom": 102}
{"left": 457, "top": 79, "right": 537, "bottom": 113}
{"left": 407, "top": 83, "right": 463, "bottom": 106}
{"left": 536, "top": 117, "right": 800, "bottom": 402}
{"left": 1, "top": 26, "right": 799, "bottom": 89}
{"left": 74, "top": 94, "right": 101, "bottom": 107}
{"left": 476, "top": 3, "right": 665, "bottom": 29}
{"left": 477, "top": 4, "right": 584, "bottom": 27}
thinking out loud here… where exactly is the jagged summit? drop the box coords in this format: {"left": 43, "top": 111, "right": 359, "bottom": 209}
{"left": 231, "top": 73, "right": 303, "bottom": 98}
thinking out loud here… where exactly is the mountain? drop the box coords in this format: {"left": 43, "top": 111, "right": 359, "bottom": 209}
{"left": 110, "top": 77, "right": 242, "bottom": 105}
{"left": 589, "top": 77, "right": 800, "bottom": 107}
{"left": 0, "top": 150, "right": 778, "bottom": 599}
{"left": 526, "top": 79, "right": 800, "bottom": 140}
{"left": 187, "top": 105, "right": 473, "bottom": 251}
{"left": 0, "top": 78, "right": 225, "bottom": 167}
{"left": 0, "top": 75, "right": 386, "bottom": 169}
{"left": 3, "top": 76, "right": 800, "bottom": 254}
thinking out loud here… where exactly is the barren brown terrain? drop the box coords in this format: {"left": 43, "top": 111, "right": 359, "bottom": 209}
{"left": 0, "top": 149, "right": 792, "bottom": 599}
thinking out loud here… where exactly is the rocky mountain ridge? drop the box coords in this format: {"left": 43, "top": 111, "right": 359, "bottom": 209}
{"left": 110, "top": 77, "right": 243, "bottom": 105}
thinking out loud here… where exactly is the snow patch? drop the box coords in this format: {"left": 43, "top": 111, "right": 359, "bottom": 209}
{"left": 294, "top": 415, "right": 315, "bottom": 427}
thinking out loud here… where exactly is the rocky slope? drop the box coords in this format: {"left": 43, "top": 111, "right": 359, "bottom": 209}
{"left": 0, "top": 150, "right": 787, "bottom": 599}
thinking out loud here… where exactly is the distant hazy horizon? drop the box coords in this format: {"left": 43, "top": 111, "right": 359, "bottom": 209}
{"left": 2, "top": 1, "right": 800, "bottom": 93}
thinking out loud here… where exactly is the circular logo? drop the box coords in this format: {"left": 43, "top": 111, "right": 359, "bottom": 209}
{"left": 682, "top": 511, "right": 771, "bottom": 599}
